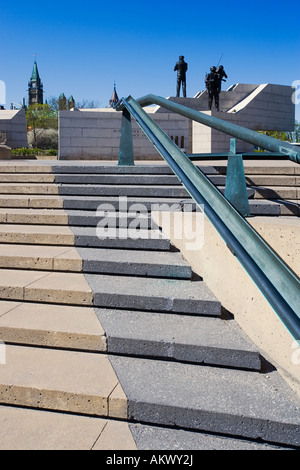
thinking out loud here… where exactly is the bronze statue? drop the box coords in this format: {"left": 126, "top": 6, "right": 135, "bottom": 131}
{"left": 174, "top": 56, "right": 188, "bottom": 97}
{"left": 216, "top": 65, "right": 227, "bottom": 92}
{"left": 205, "top": 66, "right": 220, "bottom": 111}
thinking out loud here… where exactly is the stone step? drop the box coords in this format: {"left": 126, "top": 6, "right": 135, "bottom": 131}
{"left": 0, "top": 344, "right": 127, "bottom": 419}
{"left": 96, "top": 308, "right": 262, "bottom": 370}
{"left": 58, "top": 184, "right": 255, "bottom": 199}
{"left": 0, "top": 195, "right": 63, "bottom": 209}
{"left": 0, "top": 183, "right": 59, "bottom": 195}
{"left": 86, "top": 273, "right": 221, "bottom": 315}
{"left": 0, "top": 269, "right": 93, "bottom": 306}
{"left": 0, "top": 244, "right": 192, "bottom": 279}
{"left": 245, "top": 174, "right": 300, "bottom": 187}
{"left": 0, "top": 173, "right": 55, "bottom": 183}
{"left": 55, "top": 173, "right": 226, "bottom": 186}
{"left": 0, "top": 223, "right": 170, "bottom": 251}
{"left": 0, "top": 268, "right": 219, "bottom": 314}
{"left": 71, "top": 226, "right": 171, "bottom": 250}
{"left": 0, "top": 405, "right": 137, "bottom": 450}
{"left": 77, "top": 247, "right": 192, "bottom": 278}
{"left": 0, "top": 208, "right": 69, "bottom": 225}
{"left": 0, "top": 225, "right": 74, "bottom": 245}
{"left": 110, "top": 355, "right": 300, "bottom": 447}
{"left": 58, "top": 184, "right": 191, "bottom": 198}
{"left": 252, "top": 186, "right": 300, "bottom": 199}
{"left": 0, "top": 244, "right": 82, "bottom": 272}
{"left": 0, "top": 300, "right": 260, "bottom": 371}
{"left": 0, "top": 300, "right": 106, "bottom": 351}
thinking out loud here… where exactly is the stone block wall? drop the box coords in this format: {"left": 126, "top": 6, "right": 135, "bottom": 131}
{"left": 58, "top": 108, "right": 190, "bottom": 160}
{"left": 58, "top": 84, "right": 295, "bottom": 159}
{"left": 0, "top": 108, "right": 28, "bottom": 148}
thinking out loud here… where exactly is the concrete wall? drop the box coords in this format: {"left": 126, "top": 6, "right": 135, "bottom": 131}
{"left": 58, "top": 83, "right": 295, "bottom": 160}
{"left": 58, "top": 108, "right": 190, "bottom": 160}
{"left": 152, "top": 210, "right": 300, "bottom": 398}
{"left": 0, "top": 108, "right": 28, "bottom": 148}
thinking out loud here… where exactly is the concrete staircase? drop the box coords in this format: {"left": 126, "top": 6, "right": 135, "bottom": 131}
{"left": 0, "top": 160, "right": 299, "bottom": 450}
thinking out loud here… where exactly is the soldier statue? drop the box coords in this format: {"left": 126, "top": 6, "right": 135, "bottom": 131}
{"left": 216, "top": 65, "right": 227, "bottom": 92}
{"left": 205, "top": 66, "right": 220, "bottom": 111}
{"left": 174, "top": 56, "right": 188, "bottom": 97}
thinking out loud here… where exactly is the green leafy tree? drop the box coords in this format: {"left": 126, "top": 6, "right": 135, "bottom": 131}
{"left": 26, "top": 103, "right": 58, "bottom": 148}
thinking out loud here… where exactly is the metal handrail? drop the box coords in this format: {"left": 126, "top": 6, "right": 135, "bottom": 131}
{"left": 115, "top": 95, "right": 300, "bottom": 341}
{"left": 135, "top": 94, "right": 300, "bottom": 164}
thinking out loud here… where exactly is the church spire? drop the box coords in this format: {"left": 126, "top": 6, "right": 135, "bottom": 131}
{"left": 28, "top": 57, "right": 44, "bottom": 106}
{"left": 109, "top": 81, "right": 119, "bottom": 107}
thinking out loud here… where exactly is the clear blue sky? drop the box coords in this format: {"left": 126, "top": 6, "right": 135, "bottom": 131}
{"left": 1, "top": 0, "right": 300, "bottom": 120}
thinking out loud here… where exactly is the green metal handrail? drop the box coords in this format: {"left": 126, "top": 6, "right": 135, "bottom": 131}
{"left": 136, "top": 94, "right": 300, "bottom": 164}
{"left": 115, "top": 95, "right": 300, "bottom": 342}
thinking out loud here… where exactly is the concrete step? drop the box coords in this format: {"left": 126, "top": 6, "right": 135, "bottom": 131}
{"left": 0, "top": 244, "right": 192, "bottom": 279}
{"left": 0, "top": 269, "right": 93, "bottom": 306}
{"left": 110, "top": 355, "right": 300, "bottom": 447}
{"left": 86, "top": 273, "right": 221, "bottom": 315}
{"left": 0, "top": 344, "right": 127, "bottom": 419}
{"left": 0, "top": 268, "right": 219, "bottom": 314}
{"left": 58, "top": 184, "right": 255, "bottom": 199}
{"left": 0, "top": 225, "right": 74, "bottom": 245}
{"left": 0, "top": 244, "right": 82, "bottom": 272}
{"left": 58, "top": 184, "right": 191, "bottom": 198}
{"left": 0, "top": 195, "right": 63, "bottom": 209}
{"left": 0, "top": 300, "right": 260, "bottom": 371}
{"left": 252, "top": 186, "right": 300, "bottom": 199}
{"left": 0, "top": 173, "right": 55, "bottom": 183}
{"left": 0, "top": 183, "right": 58, "bottom": 195}
{"left": 245, "top": 174, "right": 300, "bottom": 187}
{"left": 96, "top": 308, "right": 261, "bottom": 370}
{"left": 0, "top": 405, "right": 137, "bottom": 450}
{"left": 71, "top": 226, "right": 171, "bottom": 250}
{"left": 77, "top": 247, "right": 192, "bottom": 278}
{"left": 0, "top": 208, "right": 69, "bottom": 225}
{"left": 55, "top": 173, "right": 226, "bottom": 186}
{"left": 0, "top": 300, "right": 106, "bottom": 351}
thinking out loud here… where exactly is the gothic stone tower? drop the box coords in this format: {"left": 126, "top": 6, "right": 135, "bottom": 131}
{"left": 28, "top": 60, "right": 44, "bottom": 106}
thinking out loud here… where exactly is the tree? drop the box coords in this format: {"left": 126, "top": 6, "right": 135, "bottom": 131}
{"left": 26, "top": 103, "right": 58, "bottom": 148}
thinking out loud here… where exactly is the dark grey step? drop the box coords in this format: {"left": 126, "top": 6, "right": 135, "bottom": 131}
{"left": 110, "top": 356, "right": 300, "bottom": 447}
{"left": 130, "top": 423, "right": 289, "bottom": 450}
{"left": 52, "top": 164, "right": 218, "bottom": 175}
{"left": 66, "top": 210, "right": 155, "bottom": 228}
{"left": 71, "top": 226, "right": 171, "bottom": 250}
{"left": 77, "top": 248, "right": 192, "bottom": 278}
{"left": 62, "top": 196, "right": 194, "bottom": 211}
{"left": 86, "top": 273, "right": 221, "bottom": 315}
{"left": 96, "top": 308, "right": 261, "bottom": 370}
{"left": 54, "top": 173, "right": 226, "bottom": 186}
{"left": 58, "top": 184, "right": 190, "bottom": 198}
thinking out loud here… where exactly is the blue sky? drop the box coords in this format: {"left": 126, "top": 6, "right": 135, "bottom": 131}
{"left": 1, "top": 0, "right": 300, "bottom": 120}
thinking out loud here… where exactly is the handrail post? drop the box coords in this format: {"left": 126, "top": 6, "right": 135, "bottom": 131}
{"left": 225, "top": 138, "right": 250, "bottom": 217}
{"left": 118, "top": 108, "right": 134, "bottom": 166}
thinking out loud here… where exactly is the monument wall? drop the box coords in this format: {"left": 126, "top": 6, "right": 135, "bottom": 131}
{"left": 58, "top": 84, "right": 295, "bottom": 160}
{"left": 0, "top": 108, "right": 28, "bottom": 148}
